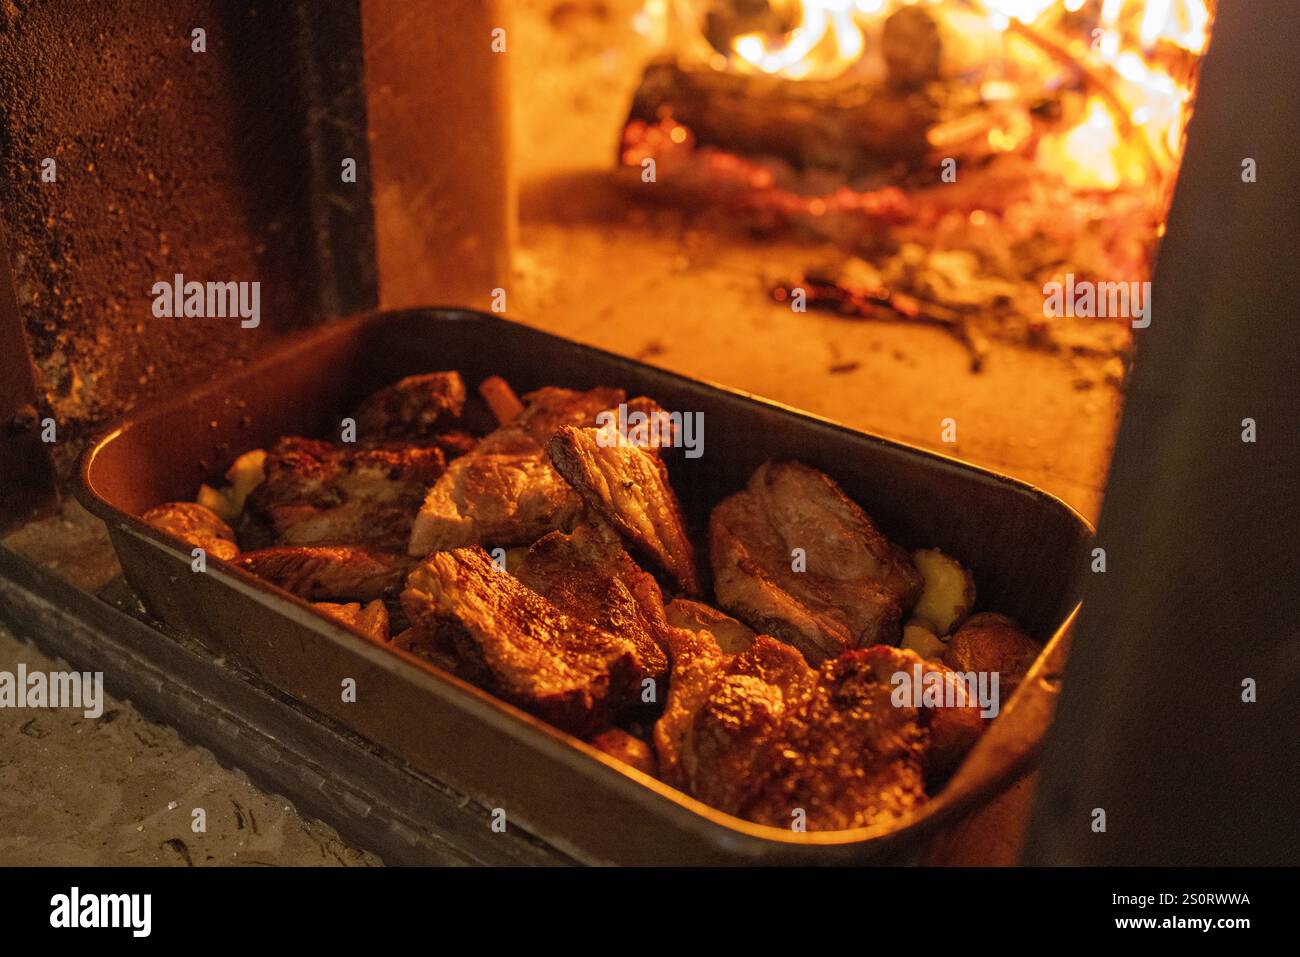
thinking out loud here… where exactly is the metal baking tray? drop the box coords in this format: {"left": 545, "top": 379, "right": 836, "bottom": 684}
{"left": 78, "top": 308, "right": 1092, "bottom": 864}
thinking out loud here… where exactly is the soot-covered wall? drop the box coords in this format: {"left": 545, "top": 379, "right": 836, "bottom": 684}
{"left": 0, "top": 0, "right": 374, "bottom": 485}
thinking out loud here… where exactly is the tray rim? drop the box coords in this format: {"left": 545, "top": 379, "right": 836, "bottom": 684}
{"left": 76, "top": 306, "right": 1095, "bottom": 856}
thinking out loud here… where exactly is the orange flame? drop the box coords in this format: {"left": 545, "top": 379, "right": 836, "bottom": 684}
{"left": 730, "top": 1, "right": 869, "bottom": 80}
{"left": 669, "top": 0, "right": 1213, "bottom": 191}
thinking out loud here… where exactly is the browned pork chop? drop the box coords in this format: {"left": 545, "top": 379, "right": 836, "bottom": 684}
{"left": 513, "top": 522, "right": 669, "bottom": 690}
{"left": 238, "top": 546, "right": 415, "bottom": 601}
{"left": 248, "top": 437, "right": 444, "bottom": 551}
{"left": 709, "top": 460, "right": 922, "bottom": 662}
{"left": 352, "top": 370, "right": 466, "bottom": 443}
{"left": 407, "top": 386, "right": 623, "bottom": 555}
{"left": 548, "top": 424, "right": 700, "bottom": 595}
{"left": 401, "top": 546, "right": 642, "bottom": 736}
{"left": 655, "top": 638, "right": 982, "bottom": 831}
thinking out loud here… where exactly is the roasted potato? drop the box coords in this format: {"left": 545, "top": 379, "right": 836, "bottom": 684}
{"left": 900, "top": 619, "right": 948, "bottom": 660}
{"left": 196, "top": 483, "right": 239, "bottom": 524}
{"left": 226, "top": 448, "right": 267, "bottom": 509}
{"left": 942, "top": 612, "right": 1038, "bottom": 697}
{"left": 197, "top": 448, "right": 267, "bottom": 523}
{"left": 911, "top": 547, "right": 976, "bottom": 635}
{"left": 587, "top": 727, "right": 658, "bottom": 778}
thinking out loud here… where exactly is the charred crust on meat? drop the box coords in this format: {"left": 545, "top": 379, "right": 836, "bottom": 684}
{"left": 547, "top": 424, "right": 701, "bottom": 595}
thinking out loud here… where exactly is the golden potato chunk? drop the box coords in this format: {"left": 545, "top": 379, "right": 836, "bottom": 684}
{"left": 900, "top": 620, "right": 948, "bottom": 660}
{"left": 225, "top": 448, "right": 267, "bottom": 511}
{"left": 196, "top": 448, "right": 267, "bottom": 523}
{"left": 911, "top": 547, "right": 976, "bottom": 636}
{"left": 588, "top": 727, "right": 658, "bottom": 778}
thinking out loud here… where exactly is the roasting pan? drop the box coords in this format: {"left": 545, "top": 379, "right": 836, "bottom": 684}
{"left": 78, "top": 308, "right": 1092, "bottom": 864}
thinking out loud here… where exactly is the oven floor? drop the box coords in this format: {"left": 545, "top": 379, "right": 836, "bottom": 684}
{"left": 0, "top": 618, "right": 378, "bottom": 867}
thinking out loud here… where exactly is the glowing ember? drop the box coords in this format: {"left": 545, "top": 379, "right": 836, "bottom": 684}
{"left": 1039, "top": 95, "right": 1126, "bottom": 189}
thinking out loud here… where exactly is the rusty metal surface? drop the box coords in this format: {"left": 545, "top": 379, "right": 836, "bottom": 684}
{"left": 0, "top": 0, "right": 373, "bottom": 483}
{"left": 77, "top": 308, "right": 1093, "bottom": 864}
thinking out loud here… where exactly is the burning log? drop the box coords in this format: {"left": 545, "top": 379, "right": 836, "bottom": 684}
{"left": 625, "top": 59, "right": 939, "bottom": 178}
{"left": 624, "top": 6, "right": 954, "bottom": 178}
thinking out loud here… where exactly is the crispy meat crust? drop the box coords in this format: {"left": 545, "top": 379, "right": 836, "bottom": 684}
{"left": 249, "top": 437, "right": 445, "bottom": 551}
{"left": 141, "top": 501, "right": 240, "bottom": 561}
{"left": 547, "top": 425, "right": 700, "bottom": 594}
{"left": 401, "top": 546, "right": 642, "bottom": 736}
{"left": 353, "top": 371, "right": 467, "bottom": 442}
{"left": 238, "top": 546, "right": 415, "bottom": 601}
{"left": 514, "top": 523, "right": 669, "bottom": 689}
{"left": 709, "top": 460, "right": 922, "bottom": 662}
{"left": 408, "top": 387, "right": 623, "bottom": 555}
{"left": 655, "top": 638, "right": 982, "bottom": 831}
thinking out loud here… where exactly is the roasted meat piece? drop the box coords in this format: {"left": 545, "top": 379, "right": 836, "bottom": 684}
{"left": 352, "top": 371, "right": 467, "bottom": 443}
{"left": 400, "top": 546, "right": 641, "bottom": 735}
{"left": 655, "top": 637, "right": 982, "bottom": 831}
{"left": 409, "top": 452, "right": 581, "bottom": 556}
{"left": 408, "top": 386, "right": 622, "bottom": 555}
{"left": 248, "top": 437, "right": 445, "bottom": 551}
{"left": 313, "top": 599, "right": 391, "bottom": 643}
{"left": 141, "top": 502, "right": 240, "bottom": 561}
{"left": 359, "top": 431, "right": 478, "bottom": 460}
{"left": 665, "top": 598, "right": 756, "bottom": 655}
{"left": 593, "top": 395, "right": 680, "bottom": 452}
{"left": 548, "top": 424, "right": 700, "bottom": 594}
{"left": 741, "top": 646, "right": 981, "bottom": 828}
{"left": 511, "top": 386, "right": 625, "bottom": 446}
{"left": 943, "top": 612, "right": 1038, "bottom": 699}
{"left": 390, "top": 626, "right": 465, "bottom": 676}
{"left": 238, "top": 546, "right": 415, "bottom": 601}
{"left": 657, "top": 633, "right": 817, "bottom": 815}
{"left": 709, "top": 461, "right": 922, "bottom": 662}
{"left": 513, "top": 522, "right": 669, "bottom": 689}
